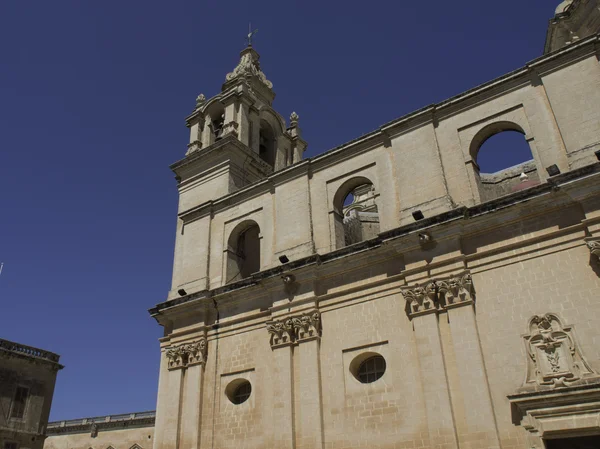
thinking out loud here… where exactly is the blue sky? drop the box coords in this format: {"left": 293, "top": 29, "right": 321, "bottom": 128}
{"left": 0, "top": 1, "right": 554, "bottom": 420}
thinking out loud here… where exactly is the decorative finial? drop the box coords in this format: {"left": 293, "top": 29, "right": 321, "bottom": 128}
{"left": 246, "top": 23, "right": 258, "bottom": 47}
{"left": 290, "top": 111, "right": 299, "bottom": 126}
{"left": 195, "top": 93, "right": 206, "bottom": 108}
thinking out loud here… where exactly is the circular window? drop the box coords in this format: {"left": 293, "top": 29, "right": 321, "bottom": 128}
{"left": 351, "top": 353, "right": 386, "bottom": 384}
{"left": 225, "top": 379, "right": 252, "bottom": 405}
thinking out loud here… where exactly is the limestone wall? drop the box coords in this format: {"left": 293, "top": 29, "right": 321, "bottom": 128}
{"left": 167, "top": 35, "right": 600, "bottom": 300}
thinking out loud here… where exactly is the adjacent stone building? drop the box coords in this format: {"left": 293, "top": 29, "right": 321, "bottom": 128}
{"left": 45, "top": 2, "right": 600, "bottom": 449}
{"left": 0, "top": 339, "right": 62, "bottom": 449}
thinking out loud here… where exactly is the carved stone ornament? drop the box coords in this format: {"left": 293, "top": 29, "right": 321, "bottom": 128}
{"left": 195, "top": 93, "right": 206, "bottom": 108}
{"left": 166, "top": 338, "right": 208, "bottom": 370}
{"left": 266, "top": 310, "right": 321, "bottom": 348}
{"left": 225, "top": 48, "right": 273, "bottom": 89}
{"left": 522, "top": 313, "right": 596, "bottom": 388}
{"left": 586, "top": 237, "right": 600, "bottom": 261}
{"left": 402, "top": 272, "right": 474, "bottom": 318}
{"left": 290, "top": 111, "right": 299, "bottom": 126}
{"left": 186, "top": 140, "right": 202, "bottom": 156}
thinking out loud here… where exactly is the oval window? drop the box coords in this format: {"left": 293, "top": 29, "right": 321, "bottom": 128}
{"left": 226, "top": 379, "right": 252, "bottom": 405}
{"left": 355, "top": 354, "right": 386, "bottom": 384}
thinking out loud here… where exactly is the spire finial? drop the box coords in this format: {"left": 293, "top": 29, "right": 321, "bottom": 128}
{"left": 246, "top": 23, "right": 258, "bottom": 47}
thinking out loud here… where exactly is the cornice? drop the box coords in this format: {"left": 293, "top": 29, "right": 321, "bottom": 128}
{"left": 46, "top": 413, "right": 156, "bottom": 436}
{"left": 0, "top": 339, "right": 63, "bottom": 370}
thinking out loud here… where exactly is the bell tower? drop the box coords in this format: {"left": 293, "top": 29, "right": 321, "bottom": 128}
{"left": 173, "top": 43, "right": 307, "bottom": 201}
{"left": 167, "top": 43, "right": 307, "bottom": 298}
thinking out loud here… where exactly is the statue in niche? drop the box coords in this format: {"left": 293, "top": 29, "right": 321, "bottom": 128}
{"left": 522, "top": 313, "right": 596, "bottom": 388}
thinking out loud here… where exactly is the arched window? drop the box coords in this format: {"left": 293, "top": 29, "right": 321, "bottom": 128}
{"left": 259, "top": 120, "right": 276, "bottom": 167}
{"left": 470, "top": 122, "right": 539, "bottom": 202}
{"left": 226, "top": 221, "right": 261, "bottom": 283}
{"left": 333, "top": 177, "right": 379, "bottom": 249}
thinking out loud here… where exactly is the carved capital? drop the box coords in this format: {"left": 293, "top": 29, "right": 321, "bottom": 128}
{"left": 166, "top": 338, "right": 208, "bottom": 370}
{"left": 403, "top": 282, "right": 438, "bottom": 317}
{"left": 437, "top": 273, "right": 474, "bottom": 308}
{"left": 403, "top": 271, "right": 474, "bottom": 319}
{"left": 266, "top": 310, "right": 321, "bottom": 348}
{"left": 585, "top": 237, "right": 600, "bottom": 261}
{"left": 222, "top": 121, "right": 239, "bottom": 138}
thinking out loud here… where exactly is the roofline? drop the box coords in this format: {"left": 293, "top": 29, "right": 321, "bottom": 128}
{"left": 0, "top": 338, "right": 63, "bottom": 368}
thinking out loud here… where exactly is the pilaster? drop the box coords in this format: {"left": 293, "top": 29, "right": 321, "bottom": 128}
{"left": 403, "top": 285, "right": 458, "bottom": 449}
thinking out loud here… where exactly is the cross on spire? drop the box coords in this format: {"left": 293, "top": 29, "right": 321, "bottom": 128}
{"left": 246, "top": 23, "right": 258, "bottom": 47}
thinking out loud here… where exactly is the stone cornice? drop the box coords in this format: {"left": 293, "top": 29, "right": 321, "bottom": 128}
{"left": 47, "top": 412, "right": 156, "bottom": 436}
{"left": 0, "top": 338, "right": 63, "bottom": 370}
{"left": 149, "top": 163, "right": 600, "bottom": 320}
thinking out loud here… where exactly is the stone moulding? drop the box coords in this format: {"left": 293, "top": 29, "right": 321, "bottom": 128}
{"left": 266, "top": 310, "right": 321, "bottom": 348}
{"left": 521, "top": 313, "right": 596, "bottom": 388}
{"left": 402, "top": 272, "right": 474, "bottom": 319}
{"left": 165, "top": 338, "right": 207, "bottom": 370}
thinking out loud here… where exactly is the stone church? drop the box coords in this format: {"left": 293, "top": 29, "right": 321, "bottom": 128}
{"left": 46, "top": 2, "right": 600, "bottom": 449}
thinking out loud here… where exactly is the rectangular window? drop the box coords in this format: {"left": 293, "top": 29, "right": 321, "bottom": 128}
{"left": 10, "top": 386, "right": 28, "bottom": 419}
{"left": 4, "top": 442, "right": 19, "bottom": 449}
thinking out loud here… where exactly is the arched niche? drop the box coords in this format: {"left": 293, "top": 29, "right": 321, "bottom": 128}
{"left": 259, "top": 119, "right": 276, "bottom": 167}
{"left": 332, "top": 176, "right": 380, "bottom": 249}
{"left": 468, "top": 121, "right": 540, "bottom": 202}
{"left": 226, "top": 220, "right": 261, "bottom": 283}
{"left": 202, "top": 100, "right": 225, "bottom": 146}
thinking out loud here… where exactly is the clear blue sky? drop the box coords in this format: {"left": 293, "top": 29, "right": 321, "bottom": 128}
{"left": 0, "top": 1, "right": 554, "bottom": 420}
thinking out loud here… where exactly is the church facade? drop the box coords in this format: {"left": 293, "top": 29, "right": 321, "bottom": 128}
{"left": 46, "top": 2, "right": 600, "bottom": 449}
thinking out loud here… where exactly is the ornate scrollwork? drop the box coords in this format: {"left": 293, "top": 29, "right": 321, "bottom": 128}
{"left": 266, "top": 310, "right": 321, "bottom": 348}
{"left": 522, "top": 313, "right": 596, "bottom": 388}
{"left": 166, "top": 338, "right": 208, "bottom": 370}
{"left": 225, "top": 48, "right": 273, "bottom": 89}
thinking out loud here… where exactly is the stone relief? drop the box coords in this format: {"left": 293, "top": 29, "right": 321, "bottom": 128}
{"left": 402, "top": 272, "right": 474, "bottom": 318}
{"left": 266, "top": 310, "right": 321, "bottom": 348}
{"left": 586, "top": 237, "right": 600, "bottom": 261}
{"left": 522, "top": 313, "right": 596, "bottom": 388}
{"left": 165, "top": 338, "right": 207, "bottom": 370}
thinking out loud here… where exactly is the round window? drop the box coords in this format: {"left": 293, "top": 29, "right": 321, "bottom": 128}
{"left": 351, "top": 353, "right": 386, "bottom": 384}
{"left": 226, "top": 379, "right": 252, "bottom": 405}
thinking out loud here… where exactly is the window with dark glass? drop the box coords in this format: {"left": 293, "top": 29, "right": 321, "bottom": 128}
{"left": 357, "top": 355, "right": 386, "bottom": 383}
{"left": 10, "top": 386, "right": 29, "bottom": 419}
{"left": 232, "top": 381, "right": 252, "bottom": 405}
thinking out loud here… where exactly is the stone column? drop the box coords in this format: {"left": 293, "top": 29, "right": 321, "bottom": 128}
{"left": 266, "top": 318, "right": 296, "bottom": 448}
{"left": 266, "top": 311, "right": 323, "bottom": 449}
{"left": 404, "top": 283, "right": 459, "bottom": 449}
{"left": 153, "top": 347, "right": 184, "bottom": 449}
{"left": 178, "top": 340, "right": 207, "bottom": 449}
{"left": 438, "top": 274, "right": 501, "bottom": 449}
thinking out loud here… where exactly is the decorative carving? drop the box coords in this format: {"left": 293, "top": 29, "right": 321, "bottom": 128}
{"left": 185, "top": 140, "right": 202, "bottom": 156}
{"left": 290, "top": 111, "right": 299, "bottom": 126}
{"left": 185, "top": 339, "right": 207, "bottom": 366}
{"left": 90, "top": 423, "right": 98, "bottom": 438}
{"left": 437, "top": 273, "right": 474, "bottom": 306}
{"left": 266, "top": 319, "right": 294, "bottom": 347}
{"left": 403, "top": 282, "right": 438, "bottom": 315}
{"left": 221, "top": 121, "right": 239, "bottom": 137}
{"left": 522, "top": 313, "right": 596, "bottom": 388}
{"left": 402, "top": 272, "right": 475, "bottom": 318}
{"left": 586, "top": 238, "right": 600, "bottom": 260}
{"left": 165, "top": 338, "right": 208, "bottom": 370}
{"left": 226, "top": 48, "right": 273, "bottom": 89}
{"left": 195, "top": 93, "right": 206, "bottom": 108}
{"left": 266, "top": 310, "right": 321, "bottom": 348}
